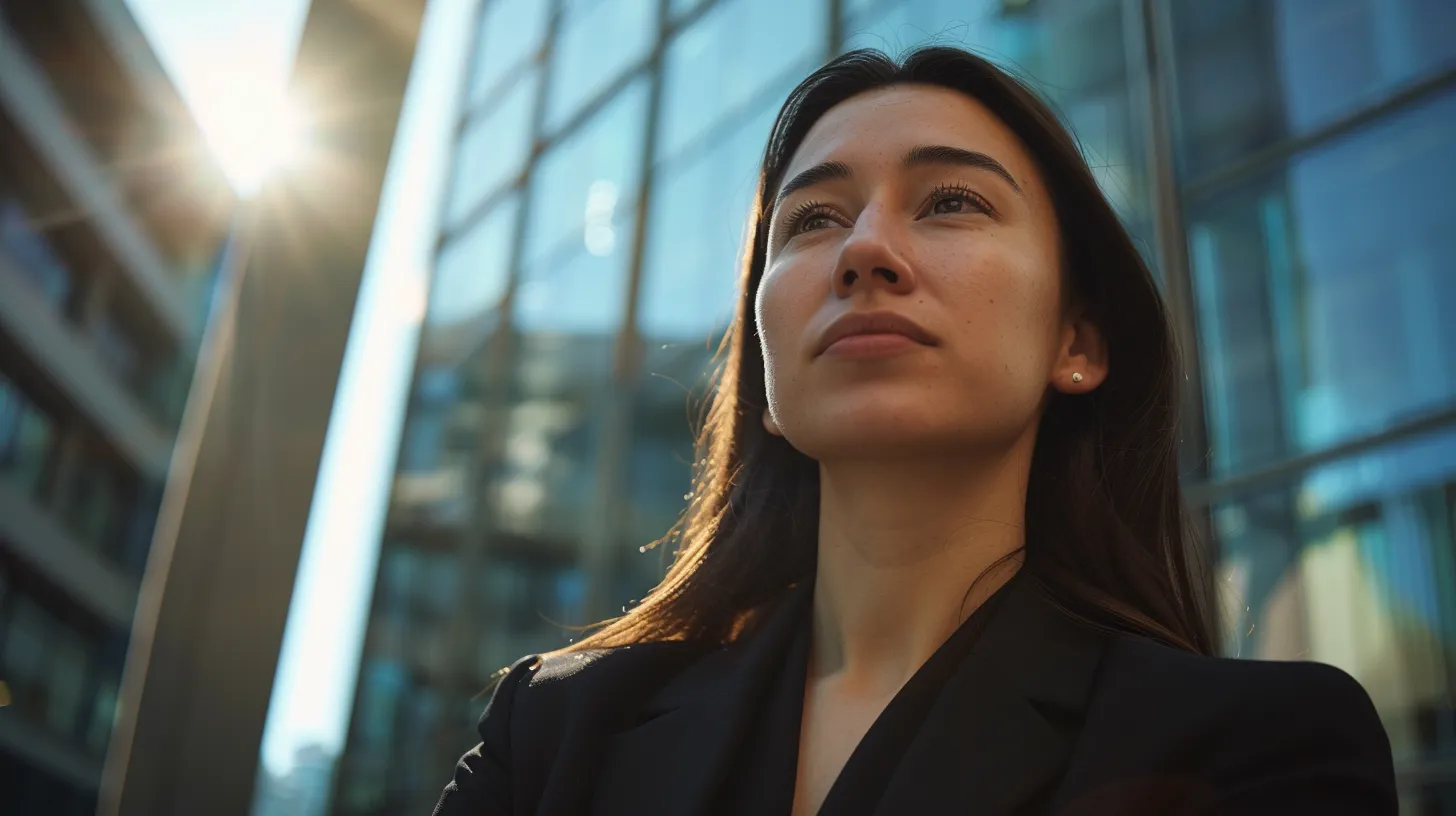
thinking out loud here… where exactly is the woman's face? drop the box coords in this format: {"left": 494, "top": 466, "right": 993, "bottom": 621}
{"left": 755, "top": 84, "right": 1103, "bottom": 461}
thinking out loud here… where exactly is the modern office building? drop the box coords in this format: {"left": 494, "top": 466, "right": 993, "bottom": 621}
{"left": 0, "top": 0, "right": 231, "bottom": 811}
{"left": 295, "top": 0, "right": 1456, "bottom": 812}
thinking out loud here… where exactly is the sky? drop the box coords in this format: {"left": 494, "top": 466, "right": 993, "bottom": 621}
{"left": 123, "top": 0, "right": 312, "bottom": 192}
{"left": 122, "top": 0, "right": 478, "bottom": 788}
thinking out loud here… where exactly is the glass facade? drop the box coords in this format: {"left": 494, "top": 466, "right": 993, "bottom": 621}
{"left": 314, "top": 0, "right": 1456, "bottom": 812}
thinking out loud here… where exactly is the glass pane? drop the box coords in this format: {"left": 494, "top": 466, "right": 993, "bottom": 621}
{"left": 0, "top": 375, "right": 54, "bottom": 498}
{"left": 657, "top": 0, "right": 825, "bottom": 163}
{"left": 1189, "top": 89, "right": 1456, "bottom": 475}
{"left": 640, "top": 98, "right": 777, "bottom": 340}
{"left": 1213, "top": 424, "right": 1456, "bottom": 808}
{"left": 1169, "top": 0, "right": 1456, "bottom": 179}
{"left": 545, "top": 0, "right": 656, "bottom": 130}
{"left": 524, "top": 77, "right": 648, "bottom": 271}
{"left": 46, "top": 626, "right": 91, "bottom": 738}
{"left": 842, "top": 0, "right": 1153, "bottom": 238}
{"left": 0, "top": 198, "right": 73, "bottom": 309}
{"left": 444, "top": 72, "right": 537, "bottom": 230}
{"left": 430, "top": 194, "right": 518, "bottom": 329}
{"left": 1, "top": 596, "right": 51, "bottom": 719}
{"left": 466, "top": 0, "right": 550, "bottom": 108}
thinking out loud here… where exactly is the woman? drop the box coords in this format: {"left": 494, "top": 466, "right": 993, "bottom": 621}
{"left": 434, "top": 47, "right": 1395, "bottom": 815}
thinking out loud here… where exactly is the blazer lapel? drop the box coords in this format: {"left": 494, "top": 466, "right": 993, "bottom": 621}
{"left": 591, "top": 581, "right": 813, "bottom": 815}
{"left": 872, "top": 576, "right": 1108, "bottom": 815}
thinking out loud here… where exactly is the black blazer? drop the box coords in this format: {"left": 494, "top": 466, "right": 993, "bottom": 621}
{"left": 434, "top": 576, "right": 1397, "bottom": 815}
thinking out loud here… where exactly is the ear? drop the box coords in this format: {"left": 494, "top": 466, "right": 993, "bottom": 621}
{"left": 1050, "top": 307, "right": 1108, "bottom": 394}
{"left": 761, "top": 407, "right": 783, "bottom": 437}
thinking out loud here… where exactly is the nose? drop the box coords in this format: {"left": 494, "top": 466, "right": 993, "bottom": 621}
{"left": 831, "top": 202, "right": 915, "bottom": 298}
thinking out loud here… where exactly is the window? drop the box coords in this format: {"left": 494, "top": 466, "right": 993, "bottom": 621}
{"left": 656, "top": 0, "right": 825, "bottom": 163}
{"left": 1189, "top": 89, "right": 1456, "bottom": 474}
{"left": 445, "top": 71, "right": 537, "bottom": 230}
{"left": 65, "top": 457, "right": 124, "bottom": 556}
{"left": 545, "top": 0, "right": 656, "bottom": 130}
{"left": 0, "top": 595, "right": 96, "bottom": 740}
{"left": 1213, "top": 425, "right": 1456, "bottom": 794}
{"left": 465, "top": 0, "right": 550, "bottom": 109}
{"left": 430, "top": 195, "right": 518, "bottom": 329}
{"left": 518, "top": 78, "right": 648, "bottom": 335}
{"left": 1170, "top": 0, "right": 1456, "bottom": 179}
{"left": 640, "top": 99, "right": 777, "bottom": 341}
{"left": 0, "top": 198, "right": 73, "bottom": 309}
{"left": 0, "top": 374, "right": 54, "bottom": 497}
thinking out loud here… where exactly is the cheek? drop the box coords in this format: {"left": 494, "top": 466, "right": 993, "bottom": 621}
{"left": 754, "top": 260, "right": 821, "bottom": 382}
{"left": 931, "top": 242, "right": 1063, "bottom": 376}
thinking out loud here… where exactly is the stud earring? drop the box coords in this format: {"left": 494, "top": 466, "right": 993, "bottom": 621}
{"left": 1071, "top": 372, "right": 1084, "bottom": 384}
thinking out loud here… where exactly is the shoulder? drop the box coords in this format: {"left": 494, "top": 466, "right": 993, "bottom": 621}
{"left": 485, "top": 641, "right": 710, "bottom": 741}
{"left": 1077, "top": 635, "right": 1396, "bottom": 813}
{"left": 1100, "top": 635, "right": 1384, "bottom": 729}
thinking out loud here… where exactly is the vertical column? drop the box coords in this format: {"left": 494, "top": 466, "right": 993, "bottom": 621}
{"left": 99, "top": 1, "right": 428, "bottom": 813}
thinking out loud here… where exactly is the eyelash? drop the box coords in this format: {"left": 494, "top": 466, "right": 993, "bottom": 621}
{"left": 781, "top": 184, "right": 994, "bottom": 237}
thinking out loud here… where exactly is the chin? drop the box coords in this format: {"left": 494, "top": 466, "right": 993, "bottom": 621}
{"left": 780, "top": 401, "right": 973, "bottom": 460}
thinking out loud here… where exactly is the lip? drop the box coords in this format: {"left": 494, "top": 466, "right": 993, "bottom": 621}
{"left": 815, "top": 310, "right": 939, "bottom": 357}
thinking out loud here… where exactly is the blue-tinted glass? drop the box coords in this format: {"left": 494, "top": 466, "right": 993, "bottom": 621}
{"left": 1213, "top": 425, "right": 1456, "bottom": 776}
{"left": 47, "top": 626, "right": 90, "bottom": 738}
{"left": 669, "top": 0, "right": 702, "bottom": 18}
{"left": 445, "top": 72, "right": 537, "bottom": 229}
{"left": 1190, "top": 89, "right": 1456, "bottom": 475}
{"left": 657, "top": 0, "right": 825, "bottom": 163}
{"left": 0, "top": 375, "right": 54, "bottom": 497}
{"left": 0, "top": 199, "right": 72, "bottom": 309}
{"left": 526, "top": 79, "right": 648, "bottom": 269}
{"left": 1, "top": 596, "right": 50, "bottom": 719}
{"left": 1170, "top": 0, "right": 1456, "bottom": 178}
{"left": 546, "top": 0, "right": 656, "bottom": 130}
{"left": 490, "top": 335, "right": 616, "bottom": 544}
{"left": 842, "top": 0, "right": 1151, "bottom": 234}
{"left": 641, "top": 98, "right": 778, "bottom": 340}
{"left": 430, "top": 194, "right": 518, "bottom": 328}
{"left": 466, "top": 0, "right": 550, "bottom": 108}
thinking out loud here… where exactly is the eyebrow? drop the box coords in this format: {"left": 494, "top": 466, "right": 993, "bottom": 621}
{"left": 774, "top": 144, "right": 1023, "bottom": 208}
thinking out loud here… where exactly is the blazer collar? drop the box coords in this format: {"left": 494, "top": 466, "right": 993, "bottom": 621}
{"left": 592, "top": 573, "right": 1107, "bottom": 816}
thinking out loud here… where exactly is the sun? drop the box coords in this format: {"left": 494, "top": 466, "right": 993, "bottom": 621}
{"left": 195, "top": 82, "right": 311, "bottom": 196}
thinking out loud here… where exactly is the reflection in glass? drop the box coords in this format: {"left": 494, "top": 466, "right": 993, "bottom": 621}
{"left": 546, "top": 0, "right": 656, "bottom": 130}
{"left": 1190, "top": 89, "right": 1456, "bottom": 474}
{"left": 641, "top": 99, "right": 776, "bottom": 340}
{"left": 657, "top": 0, "right": 825, "bottom": 163}
{"left": 445, "top": 73, "right": 537, "bottom": 230}
{"left": 0, "top": 373, "right": 54, "bottom": 497}
{"left": 465, "top": 0, "right": 550, "bottom": 109}
{"left": 526, "top": 78, "right": 649, "bottom": 269}
{"left": 1169, "top": 0, "right": 1456, "bottom": 179}
{"left": 1215, "top": 426, "right": 1456, "bottom": 806}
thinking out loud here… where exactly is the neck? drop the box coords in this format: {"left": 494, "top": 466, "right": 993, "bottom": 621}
{"left": 808, "top": 437, "right": 1032, "bottom": 697}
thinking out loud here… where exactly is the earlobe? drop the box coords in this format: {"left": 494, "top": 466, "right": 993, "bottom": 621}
{"left": 1054, "top": 312, "right": 1109, "bottom": 394}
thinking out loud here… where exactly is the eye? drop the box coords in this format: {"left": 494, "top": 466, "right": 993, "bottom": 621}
{"left": 923, "top": 184, "right": 994, "bottom": 218}
{"left": 784, "top": 201, "right": 845, "bottom": 237}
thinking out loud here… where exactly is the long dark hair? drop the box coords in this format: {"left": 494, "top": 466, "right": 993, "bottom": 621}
{"left": 564, "top": 47, "right": 1217, "bottom": 657}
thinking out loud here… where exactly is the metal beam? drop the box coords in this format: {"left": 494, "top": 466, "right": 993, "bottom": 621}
{"left": 98, "top": 1, "right": 428, "bottom": 813}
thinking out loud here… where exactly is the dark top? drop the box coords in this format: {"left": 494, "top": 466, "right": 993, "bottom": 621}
{"left": 719, "top": 572, "right": 1015, "bottom": 815}
{"left": 433, "top": 572, "right": 1397, "bottom": 816}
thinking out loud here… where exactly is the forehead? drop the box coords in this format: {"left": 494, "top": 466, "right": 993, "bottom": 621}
{"left": 783, "top": 84, "right": 1039, "bottom": 188}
